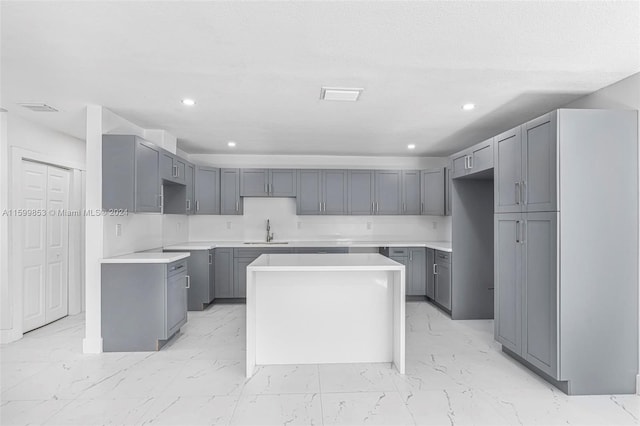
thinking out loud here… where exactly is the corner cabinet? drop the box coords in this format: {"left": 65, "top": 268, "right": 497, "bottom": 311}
{"left": 103, "top": 135, "right": 161, "bottom": 213}
{"left": 220, "top": 168, "right": 243, "bottom": 215}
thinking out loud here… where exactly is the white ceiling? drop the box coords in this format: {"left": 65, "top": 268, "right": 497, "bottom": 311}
{"left": 2, "top": 1, "right": 639, "bottom": 156}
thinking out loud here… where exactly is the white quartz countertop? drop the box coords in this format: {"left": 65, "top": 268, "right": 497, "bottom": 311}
{"left": 164, "top": 240, "right": 452, "bottom": 252}
{"left": 100, "top": 252, "right": 190, "bottom": 264}
{"left": 248, "top": 253, "right": 404, "bottom": 271}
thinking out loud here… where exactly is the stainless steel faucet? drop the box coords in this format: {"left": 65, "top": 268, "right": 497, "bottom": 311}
{"left": 266, "top": 219, "right": 274, "bottom": 242}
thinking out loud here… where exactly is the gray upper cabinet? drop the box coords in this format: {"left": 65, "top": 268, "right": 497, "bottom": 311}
{"left": 451, "top": 138, "right": 494, "bottom": 179}
{"left": 421, "top": 168, "right": 445, "bottom": 216}
{"left": 495, "top": 126, "right": 523, "bottom": 213}
{"left": 185, "top": 163, "right": 195, "bottom": 215}
{"left": 241, "top": 169, "right": 296, "bottom": 197}
{"left": 348, "top": 170, "right": 374, "bottom": 215}
{"left": 375, "top": 170, "right": 402, "bottom": 215}
{"left": 296, "top": 170, "right": 322, "bottom": 214}
{"left": 160, "top": 151, "right": 186, "bottom": 185}
{"left": 195, "top": 166, "right": 220, "bottom": 214}
{"left": 240, "top": 169, "right": 268, "bottom": 196}
{"left": 296, "top": 170, "right": 347, "bottom": 215}
{"left": 522, "top": 112, "right": 557, "bottom": 213}
{"left": 401, "top": 170, "right": 421, "bottom": 215}
{"left": 220, "top": 168, "right": 243, "bottom": 215}
{"left": 102, "top": 135, "right": 161, "bottom": 213}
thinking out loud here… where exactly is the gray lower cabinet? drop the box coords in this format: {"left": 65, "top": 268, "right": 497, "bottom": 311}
{"left": 434, "top": 250, "right": 452, "bottom": 311}
{"left": 195, "top": 166, "right": 220, "bottom": 214}
{"left": 101, "top": 259, "right": 188, "bottom": 351}
{"left": 102, "top": 135, "right": 161, "bottom": 213}
{"left": 374, "top": 170, "right": 402, "bottom": 214}
{"left": 382, "top": 247, "right": 426, "bottom": 296}
{"left": 401, "top": 170, "right": 421, "bottom": 215}
{"left": 421, "top": 168, "right": 445, "bottom": 215}
{"left": 214, "top": 248, "right": 234, "bottom": 298}
{"left": 233, "top": 257, "right": 253, "bottom": 298}
{"left": 164, "top": 249, "right": 214, "bottom": 310}
{"left": 294, "top": 247, "right": 348, "bottom": 254}
{"left": 426, "top": 248, "right": 435, "bottom": 299}
{"left": 220, "top": 168, "right": 243, "bottom": 215}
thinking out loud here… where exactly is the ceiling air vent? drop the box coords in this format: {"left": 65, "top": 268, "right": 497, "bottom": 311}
{"left": 17, "top": 102, "right": 59, "bottom": 112}
{"left": 320, "top": 87, "right": 363, "bottom": 102}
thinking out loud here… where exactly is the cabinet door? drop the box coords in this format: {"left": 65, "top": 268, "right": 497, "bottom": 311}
{"left": 185, "top": 163, "right": 195, "bottom": 215}
{"left": 421, "top": 169, "right": 444, "bottom": 215}
{"left": 174, "top": 157, "right": 186, "bottom": 184}
{"left": 296, "top": 170, "right": 322, "bottom": 215}
{"left": 469, "top": 139, "right": 493, "bottom": 175}
{"left": 444, "top": 167, "right": 452, "bottom": 216}
{"left": 208, "top": 249, "right": 215, "bottom": 302}
{"left": 523, "top": 112, "right": 557, "bottom": 213}
{"left": 375, "top": 170, "right": 402, "bottom": 215}
{"left": 426, "top": 249, "right": 435, "bottom": 299}
{"left": 451, "top": 153, "right": 468, "bottom": 179}
{"left": 166, "top": 272, "right": 187, "bottom": 337}
{"left": 135, "top": 140, "right": 161, "bottom": 213}
{"left": 434, "top": 259, "right": 451, "bottom": 310}
{"left": 160, "top": 151, "right": 175, "bottom": 182}
{"left": 494, "top": 213, "right": 523, "bottom": 354}
{"left": 269, "top": 169, "right": 296, "bottom": 197}
{"left": 523, "top": 212, "right": 558, "bottom": 378}
{"left": 240, "top": 169, "right": 268, "bottom": 196}
{"left": 494, "top": 127, "right": 523, "bottom": 214}
{"left": 348, "top": 170, "right": 374, "bottom": 215}
{"left": 220, "top": 168, "right": 243, "bottom": 215}
{"left": 195, "top": 166, "right": 219, "bottom": 214}
{"left": 233, "top": 257, "right": 255, "bottom": 298}
{"left": 323, "top": 170, "right": 348, "bottom": 215}
{"left": 408, "top": 248, "right": 426, "bottom": 296}
{"left": 214, "top": 248, "right": 234, "bottom": 298}
{"left": 401, "top": 170, "right": 421, "bottom": 215}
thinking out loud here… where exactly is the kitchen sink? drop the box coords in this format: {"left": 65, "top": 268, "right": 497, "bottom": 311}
{"left": 242, "top": 241, "right": 290, "bottom": 245}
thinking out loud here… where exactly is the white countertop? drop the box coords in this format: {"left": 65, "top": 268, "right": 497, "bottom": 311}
{"left": 163, "top": 240, "right": 452, "bottom": 252}
{"left": 247, "top": 253, "right": 404, "bottom": 271}
{"left": 100, "top": 252, "right": 190, "bottom": 264}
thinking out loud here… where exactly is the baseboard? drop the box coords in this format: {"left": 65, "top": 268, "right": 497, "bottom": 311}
{"left": 0, "top": 328, "right": 22, "bottom": 344}
{"left": 82, "top": 337, "right": 103, "bottom": 353}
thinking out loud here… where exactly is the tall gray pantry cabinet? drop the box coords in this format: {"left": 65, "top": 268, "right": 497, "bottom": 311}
{"left": 493, "top": 109, "right": 638, "bottom": 395}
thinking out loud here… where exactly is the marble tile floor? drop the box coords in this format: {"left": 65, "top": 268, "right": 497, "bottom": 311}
{"left": 1, "top": 302, "right": 639, "bottom": 425}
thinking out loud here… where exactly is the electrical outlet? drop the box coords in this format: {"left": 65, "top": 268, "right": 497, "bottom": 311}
{"left": 297, "top": 221, "right": 302, "bottom": 229}
{"left": 226, "top": 221, "right": 232, "bottom": 229}
{"left": 116, "top": 223, "right": 122, "bottom": 237}
{"left": 366, "top": 221, "right": 372, "bottom": 230}
{"left": 176, "top": 222, "right": 181, "bottom": 232}
{"left": 432, "top": 221, "right": 438, "bottom": 230}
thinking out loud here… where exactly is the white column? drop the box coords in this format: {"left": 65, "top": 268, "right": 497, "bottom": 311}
{"left": 83, "top": 105, "right": 104, "bottom": 353}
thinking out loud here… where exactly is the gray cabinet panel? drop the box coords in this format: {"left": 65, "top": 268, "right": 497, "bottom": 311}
{"left": 426, "top": 248, "right": 435, "bottom": 299}
{"left": 421, "top": 168, "right": 445, "bottom": 215}
{"left": 160, "top": 151, "right": 175, "bottom": 182}
{"left": 494, "top": 127, "right": 523, "bottom": 213}
{"left": 214, "top": 248, "right": 234, "bottom": 298}
{"left": 103, "top": 135, "right": 135, "bottom": 211}
{"left": 162, "top": 183, "right": 187, "bottom": 214}
{"left": 451, "top": 153, "right": 468, "bottom": 179}
{"left": 469, "top": 139, "right": 493, "bottom": 175}
{"left": 166, "top": 270, "right": 188, "bottom": 337}
{"left": 296, "top": 170, "right": 322, "bottom": 215}
{"left": 186, "top": 163, "right": 195, "bottom": 215}
{"left": 523, "top": 113, "right": 558, "bottom": 212}
{"left": 164, "top": 249, "right": 214, "bottom": 310}
{"left": 174, "top": 158, "right": 186, "bottom": 183}
{"left": 402, "top": 170, "right": 421, "bottom": 215}
{"left": 494, "top": 213, "right": 523, "bottom": 354}
{"left": 408, "top": 248, "right": 426, "bottom": 296}
{"left": 323, "top": 170, "right": 348, "bottom": 215}
{"left": 294, "top": 247, "right": 349, "bottom": 254}
{"left": 375, "top": 170, "right": 402, "bottom": 215}
{"left": 208, "top": 249, "right": 215, "bottom": 300}
{"left": 220, "top": 168, "right": 243, "bottom": 215}
{"left": 434, "top": 255, "right": 451, "bottom": 311}
{"left": 348, "top": 170, "right": 374, "bottom": 215}
{"left": 234, "top": 257, "right": 253, "bottom": 298}
{"left": 523, "top": 212, "right": 558, "bottom": 378}
{"left": 241, "top": 169, "right": 269, "bottom": 196}
{"left": 269, "top": 169, "right": 296, "bottom": 197}
{"left": 195, "top": 166, "right": 219, "bottom": 214}
{"left": 135, "top": 140, "right": 161, "bottom": 213}
{"left": 445, "top": 167, "right": 452, "bottom": 216}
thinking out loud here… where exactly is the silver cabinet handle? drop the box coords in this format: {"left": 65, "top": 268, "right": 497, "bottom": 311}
{"left": 521, "top": 220, "right": 526, "bottom": 244}
{"left": 265, "top": 183, "right": 268, "bottom": 194}
{"left": 433, "top": 264, "right": 438, "bottom": 275}
{"left": 515, "top": 182, "right": 521, "bottom": 205}
{"left": 158, "top": 194, "right": 162, "bottom": 207}
{"left": 185, "top": 275, "right": 191, "bottom": 289}
{"left": 421, "top": 202, "right": 424, "bottom": 213}
{"left": 376, "top": 202, "right": 379, "bottom": 212}
{"left": 236, "top": 200, "right": 239, "bottom": 212}
{"left": 186, "top": 200, "right": 191, "bottom": 210}
{"left": 515, "top": 220, "right": 521, "bottom": 243}
{"left": 209, "top": 254, "right": 213, "bottom": 265}
{"left": 269, "top": 183, "right": 272, "bottom": 194}
{"left": 464, "top": 156, "right": 468, "bottom": 170}
{"left": 467, "top": 155, "right": 473, "bottom": 170}
{"left": 521, "top": 181, "right": 526, "bottom": 205}
{"left": 196, "top": 200, "right": 200, "bottom": 212}
{"left": 403, "top": 202, "right": 406, "bottom": 212}
{"left": 319, "top": 201, "right": 322, "bottom": 211}
{"left": 409, "top": 251, "right": 412, "bottom": 261}
{"left": 371, "top": 201, "right": 375, "bottom": 213}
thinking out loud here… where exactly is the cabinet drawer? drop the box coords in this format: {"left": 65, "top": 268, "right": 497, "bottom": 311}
{"left": 389, "top": 247, "right": 408, "bottom": 256}
{"left": 167, "top": 259, "right": 188, "bottom": 277}
{"left": 435, "top": 251, "right": 451, "bottom": 263}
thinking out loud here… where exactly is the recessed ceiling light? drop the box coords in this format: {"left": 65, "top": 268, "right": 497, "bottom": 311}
{"left": 227, "top": 141, "right": 236, "bottom": 148}
{"left": 320, "top": 87, "right": 363, "bottom": 102}
{"left": 407, "top": 144, "right": 416, "bottom": 150}
{"left": 462, "top": 103, "right": 476, "bottom": 111}
{"left": 181, "top": 98, "right": 196, "bottom": 106}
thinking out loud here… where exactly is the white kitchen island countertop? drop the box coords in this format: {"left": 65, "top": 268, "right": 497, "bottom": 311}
{"left": 100, "top": 252, "right": 190, "bottom": 264}
{"left": 249, "top": 253, "right": 404, "bottom": 271}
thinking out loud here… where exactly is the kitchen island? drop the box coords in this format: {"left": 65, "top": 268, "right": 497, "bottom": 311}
{"left": 246, "top": 253, "right": 405, "bottom": 377}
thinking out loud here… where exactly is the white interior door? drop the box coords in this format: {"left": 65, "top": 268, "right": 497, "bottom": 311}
{"left": 21, "top": 160, "right": 70, "bottom": 332}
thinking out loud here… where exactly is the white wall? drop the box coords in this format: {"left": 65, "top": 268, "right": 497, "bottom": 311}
{"left": 563, "top": 71, "right": 640, "bottom": 391}
{"left": 1, "top": 112, "right": 85, "bottom": 343}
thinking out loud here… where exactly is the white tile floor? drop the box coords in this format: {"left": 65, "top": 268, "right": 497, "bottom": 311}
{"left": 1, "top": 301, "right": 639, "bottom": 425}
